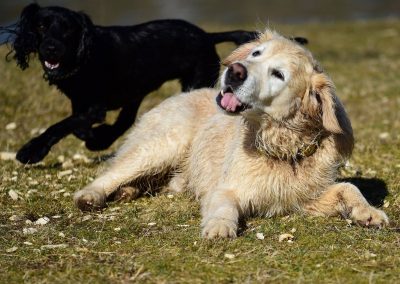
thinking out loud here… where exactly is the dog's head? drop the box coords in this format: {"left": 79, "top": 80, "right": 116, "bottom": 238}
{"left": 217, "top": 30, "right": 352, "bottom": 138}
{"left": 10, "top": 3, "right": 93, "bottom": 79}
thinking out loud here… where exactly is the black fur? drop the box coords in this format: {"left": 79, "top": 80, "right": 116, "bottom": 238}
{"left": 1, "top": 4, "right": 307, "bottom": 164}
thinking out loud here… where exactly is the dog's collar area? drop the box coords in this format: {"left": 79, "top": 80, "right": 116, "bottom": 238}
{"left": 44, "top": 66, "right": 80, "bottom": 81}
{"left": 256, "top": 132, "right": 325, "bottom": 162}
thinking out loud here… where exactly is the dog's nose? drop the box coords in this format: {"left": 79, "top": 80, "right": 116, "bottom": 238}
{"left": 46, "top": 45, "right": 56, "bottom": 53}
{"left": 226, "top": 63, "right": 247, "bottom": 86}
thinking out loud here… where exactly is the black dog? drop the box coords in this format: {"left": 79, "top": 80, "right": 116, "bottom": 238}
{"left": 1, "top": 4, "right": 307, "bottom": 164}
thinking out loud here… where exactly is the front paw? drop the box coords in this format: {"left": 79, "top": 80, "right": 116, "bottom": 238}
{"left": 202, "top": 218, "right": 237, "bottom": 239}
{"left": 350, "top": 206, "right": 389, "bottom": 228}
{"left": 73, "top": 188, "right": 107, "bottom": 211}
{"left": 85, "top": 125, "right": 115, "bottom": 151}
{"left": 16, "top": 138, "right": 51, "bottom": 164}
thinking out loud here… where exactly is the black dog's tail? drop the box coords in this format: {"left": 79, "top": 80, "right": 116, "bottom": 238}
{"left": 209, "top": 30, "right": 309, "bottom": 46}
{"left": 209, "top": 30, "right": 259, "bottom": 45}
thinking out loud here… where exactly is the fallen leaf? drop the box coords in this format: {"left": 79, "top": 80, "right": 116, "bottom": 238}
{"left": 256, "top": 232, "right": 265, "bottom": 240}
{"left": 6, "top": 246, "right": 18, "bottom": 253}
{"left": 278, "top": 233, "right": 294, "bottom": 242}
{"left": 8, "top": 190, "right": 19, "bottom": 201}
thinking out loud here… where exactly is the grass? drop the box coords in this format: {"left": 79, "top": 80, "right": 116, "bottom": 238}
{"left": 1, "top": 20, "right": 400, "bottom": 283}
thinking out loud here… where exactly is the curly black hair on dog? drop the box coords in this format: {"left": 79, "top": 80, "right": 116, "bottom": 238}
{"left": 1, "top": 3, "right": 307, "bottom": 164}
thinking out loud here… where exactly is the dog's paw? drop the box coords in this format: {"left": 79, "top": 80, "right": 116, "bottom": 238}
{"left": 85, "top": 125, "right": 115, "bottom": 151}
{"left": 112, "top": 186, "right": 141, "bottom": 202}
{"left": 16, "top": 138, "right": 50, "bottom": 164}
{"left": 350, "top": 206, "right": 389, "bottom": 228}
{"left": 202, "top": 218, "right": 237, "bottom": 239}
{"left": 73, "top": 188, "right": 106, "bottom": 211}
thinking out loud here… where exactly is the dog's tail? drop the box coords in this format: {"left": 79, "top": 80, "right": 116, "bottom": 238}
{"left": 209, "top": 31, "right": 259, "bottom": 45}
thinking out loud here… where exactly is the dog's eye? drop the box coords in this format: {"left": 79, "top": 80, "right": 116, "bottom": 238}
{"left": 37, "top": 24, "right": 46, "bottom": 32}
{"left": 271, "top": 69, "right": 285, "bottom": 81}
{"left": 252, "top": 50, "right": 261, "bottom": 57}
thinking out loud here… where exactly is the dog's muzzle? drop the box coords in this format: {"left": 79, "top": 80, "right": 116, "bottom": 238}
{"left": 224, "top": 62, "right": 247, "bottom": 88}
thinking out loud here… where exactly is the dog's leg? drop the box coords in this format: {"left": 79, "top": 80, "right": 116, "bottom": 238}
{"left": 74, "top": 95, "right": 198, "bottom": 211}
{"left": 201, "top": 189, "right": 240, "bottom": 238}
{"left": 16, "top": 107, "right": 105, "bottom": 164}
{"left": 304, "top": 182, "right": 389, "bottom": 227}
{"left": 84, "top": 104, "right": 140, "bottom": 151}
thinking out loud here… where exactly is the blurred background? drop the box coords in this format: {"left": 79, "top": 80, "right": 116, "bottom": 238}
{"left": 1, "top": 0, "right": 399, "bottom": 28}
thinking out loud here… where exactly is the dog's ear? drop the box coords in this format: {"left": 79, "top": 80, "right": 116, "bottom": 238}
{"left": 222, "top": 42, "right": 258, "bottom": 66}
{"left": 76, "top": 12, "right": 94, "bottom": 62}
{"left": 12, "top": 3, "right": 41, "bottom": 69}
{"left": 307, "top": 72, "right": 343, "bottom": 134}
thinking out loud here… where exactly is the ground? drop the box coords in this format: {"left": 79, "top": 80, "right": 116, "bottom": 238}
{"left": 0, "top": 20, "right": 399, "bottom": 283}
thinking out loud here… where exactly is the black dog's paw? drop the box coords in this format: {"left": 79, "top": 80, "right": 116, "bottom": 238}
{"left": 85, "top": 125, "right": 115, "bottom": 151}
{"left": 16, "top": 138, "right": 51, "bottom": 164}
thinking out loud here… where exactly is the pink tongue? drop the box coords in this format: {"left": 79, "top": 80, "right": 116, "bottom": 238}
{"left": 221, "top": 92, "right": 242, "bottom": 112}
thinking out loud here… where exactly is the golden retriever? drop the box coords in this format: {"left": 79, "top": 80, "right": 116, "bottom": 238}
{"left": 74, "top": 30, "right": 388, "bottom": 238}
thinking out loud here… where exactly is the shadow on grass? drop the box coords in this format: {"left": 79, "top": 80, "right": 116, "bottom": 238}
{"left": 340, "top": 177, "right": 389, "bottom": 207}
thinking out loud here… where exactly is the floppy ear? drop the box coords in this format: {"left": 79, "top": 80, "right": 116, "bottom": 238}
{"left": 308, "top": 73, "right": 343, "bottom": 134}
{"left": 76, "top": 12, "right": 94, "bottom": 62}
{"left": 222, "top": 42, "right": 258, "bottom": 66}
{"left": 13, "top": 3, "right": 41, "bottom": 69}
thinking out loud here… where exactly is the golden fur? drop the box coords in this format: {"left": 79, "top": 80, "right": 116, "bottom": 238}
{"left": 74, "top": 30, "right": 388, "bottom": 238}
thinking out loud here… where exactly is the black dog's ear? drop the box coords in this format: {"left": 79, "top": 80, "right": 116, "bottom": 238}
{"left": 76, "top": 12, "right": 94, "bottom": 62}
{"left": 289, "top": 36, "right": 308, "bottom": 45}
{"left": 13, "top": 3, "right": 41, "bottom": 69}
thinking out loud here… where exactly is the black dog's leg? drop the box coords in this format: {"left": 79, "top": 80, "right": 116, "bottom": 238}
{"left": 16, "top": 108, "right": 105, "bottom": 164}
{"left": 84, "top": 104, "right": 139, "bottom": 151}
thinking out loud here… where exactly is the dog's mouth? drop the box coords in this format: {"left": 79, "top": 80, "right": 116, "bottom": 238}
{"left": 216, "top": 86, "right": 250, "bottom": 113}
{"left": 44, "top": 60, "right": 60, "bottom": 70}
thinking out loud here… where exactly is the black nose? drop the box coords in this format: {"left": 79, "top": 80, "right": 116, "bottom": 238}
{"left": 226, "top": 63, "right": 247, "bottom": 87}
{"left": 46, "top": 45, "right": 56, "bottom": 54}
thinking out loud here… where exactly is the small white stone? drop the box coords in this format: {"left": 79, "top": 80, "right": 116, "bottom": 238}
{"left": 0, "top": 152, "right": 16, "bottom": 161}
{"left": 6, "top": 246, "right": 18, "bottom": 253}
{"left": 379, "top": 132, "right": 390, "bottom": 140}
{"left": 57, "top": 169, "right": 73, "bottom": 178}
{"left": 224, "top": 253, "right": 235, "bottom": 259}
{"left": 383, "top": 201, "right": 390, "bottom": 208}
{"left": 114, "top": 227, "right": 121, "bottom": 232}
{"left": 256, "top": 232, "right": 265, "bottom": 240}
{"left": 62, "top": 160, "right": 74, "bottom": 169}
{"left": 177, "top": 224, "right": 189, "bottom": 227}
{"left": 29, "top": 180, "right": 39, "bottom": 186}
{"left": 82, "top": 238, "right": 88, "bottom": 243}
{"left": 35, "top": 217, "right": 50, "bottom": 225}
{"left": 278, "top": 233, "right": 294, "bottom": 242}
{"left": 167, "top": 194, "right": 174, "bottom": 199}
{"left": 290, "top": 228, "right": 297, "bottom": 233}
{"left": 57, "top": 155, "right": 65, "bottom": 163}
{"left": 5, "top": 122, "right": 17, "bottom": 130}
{"left": 52, "top": 215, "right": 62, "bottom": 219}
{"left": 63, "top": 192, "right": 71, "bottom": 197}
{"left": 81, "top": 215, "right": 92, "bottom": 222}
{"left": 147, "top": 222, "right": 156, "bottom": 226}
{"left": 8, "top": 190, "right": 19, "bottom": 201}
{"left": 23, "top": 242, "right": 33, "bottom": 246}
{"left": 58, "top": 232, "right": 65, "bottom": 238}
{"left": 23, "top": 227, "right": 38, "bottom": 235}
{"left": 41, "top": 244, "right": 68, "bottom": 250}
{"left": 9, "top": 215, "right": 23, "bottom": 221}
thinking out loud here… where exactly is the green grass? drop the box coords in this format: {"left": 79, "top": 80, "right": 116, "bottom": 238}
{"left": 1, "top": 20, "right": 400, "bottom": 283}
